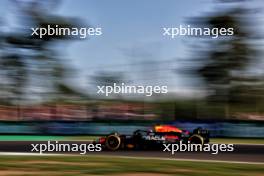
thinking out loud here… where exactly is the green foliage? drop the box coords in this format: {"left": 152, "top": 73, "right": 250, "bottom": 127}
{"left": 0, "top": 1, "right": 83, "bottom": 105}
{"left": 188, "top": 1, "right": 264, "bottom": 118}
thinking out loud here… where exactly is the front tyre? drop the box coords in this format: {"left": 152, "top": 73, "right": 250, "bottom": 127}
{"left": 105, "top": 134, "right": 122, "bottom": 151}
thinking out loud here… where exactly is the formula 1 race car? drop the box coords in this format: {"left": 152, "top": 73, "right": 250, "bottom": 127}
{"left": 96, "top": 125, "right": 209, "bottom": 151}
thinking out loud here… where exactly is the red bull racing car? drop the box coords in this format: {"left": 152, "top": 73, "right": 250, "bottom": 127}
{"left": 96, "top": 125, "right": 210, "bottom": 151}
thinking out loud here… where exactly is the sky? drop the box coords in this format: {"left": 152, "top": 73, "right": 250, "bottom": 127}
{"left": 0, "top": 0, "right": 263, "bottom": 98}
{"left": 56, "top": 0, "right": 214, "bottom": 95}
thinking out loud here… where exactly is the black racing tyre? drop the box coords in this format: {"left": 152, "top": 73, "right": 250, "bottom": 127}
{"left": 189, "top": 134, "right": 204, "bottom": 145}
{"left": 105, "top": 134, "right": 121, "bottom": 151}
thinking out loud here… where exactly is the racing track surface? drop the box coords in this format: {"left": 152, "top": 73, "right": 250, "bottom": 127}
{"left": 0, "top": 141, "right": 263, "bottom": 163}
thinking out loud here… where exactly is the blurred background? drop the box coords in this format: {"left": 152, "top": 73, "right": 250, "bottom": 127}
{"left": 0, "top": 0, "right": 263, "bottom": 138}
{"left": 0, "top": 1, "right": 263, "bottom": 176}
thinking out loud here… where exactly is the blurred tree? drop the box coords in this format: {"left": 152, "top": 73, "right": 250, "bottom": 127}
{"left": 188, "top": 0, "right": 263, "bottom": 118}
{"left": 91, "top": 71, "right": 127, "bottom": 99}
{"left": 0, "top": 0, "right": 84, "bottom": 106}
{"left": 92, "top": 72, "right": 125, "bottom": 86}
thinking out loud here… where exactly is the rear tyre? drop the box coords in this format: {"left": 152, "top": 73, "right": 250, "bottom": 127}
{"left": 105, "top": 134, "right": 121, "bottom": 151}
{"left": 189, "top": 134, "right": 204, "bottom": 145}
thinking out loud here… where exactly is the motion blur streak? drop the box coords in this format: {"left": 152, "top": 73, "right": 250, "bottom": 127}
{"left": 0, "top": 0, "right": 263, "bottom": 175}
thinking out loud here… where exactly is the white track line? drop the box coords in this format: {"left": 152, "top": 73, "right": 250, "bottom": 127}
{"left": 105, "top": 155, "right": 264, "bottom": 165}
{"left": 0, "top": 152, "right": 62, "bottom": 156}
{"left": 0, "top": 152, "right": 263, "bottom": 165}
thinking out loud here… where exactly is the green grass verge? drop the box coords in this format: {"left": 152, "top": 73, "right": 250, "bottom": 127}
{"left": 0, "top": 155, "right": 263, "bottom": 175}
{"left": 0, "top": 135, "right": 99, "bottom": 141}
{"left": 211, "top": 138, "right": 264, "bottom": 144}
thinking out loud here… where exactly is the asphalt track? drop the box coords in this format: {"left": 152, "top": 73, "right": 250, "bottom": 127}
{"left": 0, "top": 141, "right": 263, "bottom": 163}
